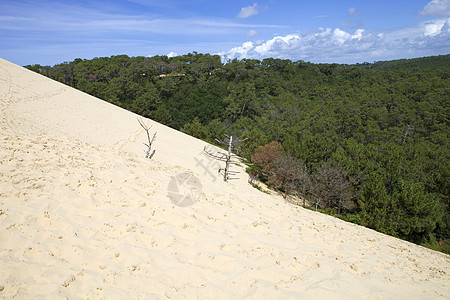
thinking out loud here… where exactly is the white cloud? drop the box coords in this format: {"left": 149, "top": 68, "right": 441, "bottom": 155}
{"left": 348, "top": 7, "right": 356, "bottom": 16}
{"left": 2, "top": 0, "right": 449, "bottom": 66}
{"left": 0, "top": 13, "right": 283, "bottom": 36}
{"left": 246, "top": 29, "right": 259, "bottom": 37}
{"left": 237, "top": 3, "right": 259, "bottom": 19}
{"left": 254, "top": 34, "right": 301, "bottom": 53}
{"left": 332, "top": 28, "right": 363, "bottom": 44}
{"left": 221, "top": 41, "right": 255, "bottom": 60}
{"left": 422, "top": 18, "right": 449, "bottom": 36}
{"left": 167, "top": 51, "right": 178, "bottom": 57}
{"left": 218, "top": 23, "right": 450, "bottom": 64}
{"left": 420, "top": 0, "right": 450, "bottom": 17}
{"left": 0, "top": 0, "right": 283, "bottom": 36}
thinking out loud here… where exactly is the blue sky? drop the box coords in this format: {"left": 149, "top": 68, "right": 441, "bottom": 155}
{"left": 1, "top": 0, "right": 449, "bottom": 66}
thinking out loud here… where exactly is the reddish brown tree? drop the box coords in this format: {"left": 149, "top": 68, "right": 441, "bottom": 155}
{"left": 252, "top": 141, "right": 311, "bottom": 199}
{"left": 251, "top": 141, "right": 283, "bottom": 175}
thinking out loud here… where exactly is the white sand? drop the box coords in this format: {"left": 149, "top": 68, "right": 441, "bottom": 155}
{"left": 0, "top": 57, "right": 449, "bottom": 299}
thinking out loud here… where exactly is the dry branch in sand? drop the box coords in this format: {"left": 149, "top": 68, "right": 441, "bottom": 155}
{"left": 137, "top": 118, "right": 157, "bottom": 159}
{"left": 203, "top": 135, "right": 247, "bottom": 182}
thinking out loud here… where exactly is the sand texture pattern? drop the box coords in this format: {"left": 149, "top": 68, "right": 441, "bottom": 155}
{"left": 0, "top": 58, "right": 449, "bottom": 299}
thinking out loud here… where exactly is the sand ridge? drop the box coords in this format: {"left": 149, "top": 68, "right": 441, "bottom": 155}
{"left": 0, "top": 58, "right": 449, "bottom": 299}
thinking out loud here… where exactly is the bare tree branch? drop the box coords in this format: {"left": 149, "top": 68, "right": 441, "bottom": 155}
{"left": 203, "top": 136, "right": 246, "bottom": 182}
{"left": 138, "top": 118, "right": 157, "bottom": 159}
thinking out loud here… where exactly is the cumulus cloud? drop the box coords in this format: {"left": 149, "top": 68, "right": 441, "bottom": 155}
{"left": 422, "top": 18, "right": 450, "bottom": 36}
{"left": 221, "top": 41, "right": 255, "bottom": 60}
{"left": 218, "top": 22, "right": 450, "bottom": 63}
{"left": 237, "top": 3, "right": 259, "bottom": 19}
{"left": 420, "top": 0, "right": 450, "bottom": 17}
{"left": 218, "top": 28, "right": 365, "bottom": 62}
{"left": 332, "top": 28, "right": 364, "bottom": 43}
{"left": 167, "top": 51, "right": 178, "bottom": 58}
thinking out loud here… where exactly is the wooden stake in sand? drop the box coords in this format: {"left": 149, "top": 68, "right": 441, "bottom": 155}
{"left": 137, "top": 118, "right": 157, "bottom": 159}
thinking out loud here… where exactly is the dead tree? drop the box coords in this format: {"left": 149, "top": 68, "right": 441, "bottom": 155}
{"left": 137, "top": 118, "right": 157, "bottom": 159}
{"left": 311, "top": 161, "right": 352, "bottom": 214}
{"left": 203, "top": 135, "right": 246, "bottom": 182}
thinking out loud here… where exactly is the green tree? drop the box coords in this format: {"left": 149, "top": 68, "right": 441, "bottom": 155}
{"left": 183, "top": 117, "right": 207, "bottom": 140}
{"left": 131, "top": 88, "right": 160, "bottom": 118}
{"left": 357, "top": 174, "right": 399, "bottom": 236}
{"left": 396, "top": 179, "right": 445, "bottom": 243}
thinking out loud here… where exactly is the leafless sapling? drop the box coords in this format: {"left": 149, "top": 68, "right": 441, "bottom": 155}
{"left": 311, "top": 161, "right": 352, "bottom": 214}
{"left": 137, "top": 118, "right": 157, "bottom": 159}
{"left": 204, "top": 135, "right": 246, "bottom": 182}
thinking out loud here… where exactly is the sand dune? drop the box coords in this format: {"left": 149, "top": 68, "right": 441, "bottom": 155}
{"left": 0, "top": 58, "right": 448, "bottom": 299}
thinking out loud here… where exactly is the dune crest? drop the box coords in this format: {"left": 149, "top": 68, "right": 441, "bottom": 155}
{"left": 0, "top": 58, "right": 448, "bottom": 299}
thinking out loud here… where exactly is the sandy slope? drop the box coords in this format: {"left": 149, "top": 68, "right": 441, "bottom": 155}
{"left": 0, "top": 58, "right": 448, "bottom": 299}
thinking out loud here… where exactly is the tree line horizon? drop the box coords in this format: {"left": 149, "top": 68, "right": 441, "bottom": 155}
{"left": 26, "top": 53, "right": 450, "bottom": 253}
